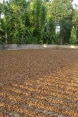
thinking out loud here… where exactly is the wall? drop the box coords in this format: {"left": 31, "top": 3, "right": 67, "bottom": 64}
{"left": 0, "top": 44, "right": 78, "bottom": 50}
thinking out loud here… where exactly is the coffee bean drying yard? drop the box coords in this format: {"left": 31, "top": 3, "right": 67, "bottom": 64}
{"left": 0, "top": 48, "right": 78, "bottom": 117}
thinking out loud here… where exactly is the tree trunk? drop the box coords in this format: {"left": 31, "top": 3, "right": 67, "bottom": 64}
{"left": 59, "top": 37, "right": 63, "bottom": 45}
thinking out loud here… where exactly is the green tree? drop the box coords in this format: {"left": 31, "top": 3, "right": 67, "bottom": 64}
{"left": 72, "top": 9, "right": 78, "bottom": 41}
{"left": 31, "top": 0, "right": 47, "bottom": 43}
{"left": 1, "top": 0, "right": 77, "bottom": 45}
{"left": 51, "top": 0, "right": 73, "bottom": 44}
{"left": 70, "top": 26, "right": 77, "bottom": 44}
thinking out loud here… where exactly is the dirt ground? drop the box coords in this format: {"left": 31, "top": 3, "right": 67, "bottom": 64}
{"left": 0, "top": 48, "right": 78, "bottom": 117}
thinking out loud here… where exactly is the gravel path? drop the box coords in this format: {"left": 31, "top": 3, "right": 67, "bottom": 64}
{"left": 0, "top": 48, "right": 78, "bottom": 117}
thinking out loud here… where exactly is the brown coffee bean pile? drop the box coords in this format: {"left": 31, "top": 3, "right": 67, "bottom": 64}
{"left": 0, "top": 49, "right": 78, "bottom": 117}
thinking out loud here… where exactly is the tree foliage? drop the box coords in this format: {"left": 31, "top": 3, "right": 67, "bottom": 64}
{"left": 0, "top": 0, "right": 78, "bottom": 44}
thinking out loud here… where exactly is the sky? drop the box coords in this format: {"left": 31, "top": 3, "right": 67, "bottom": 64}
{"left": 73, "top": 0, "right": 78, "bottom": 5}
{"left": 0, "top": 0, "right": 78, "bottom": 5}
